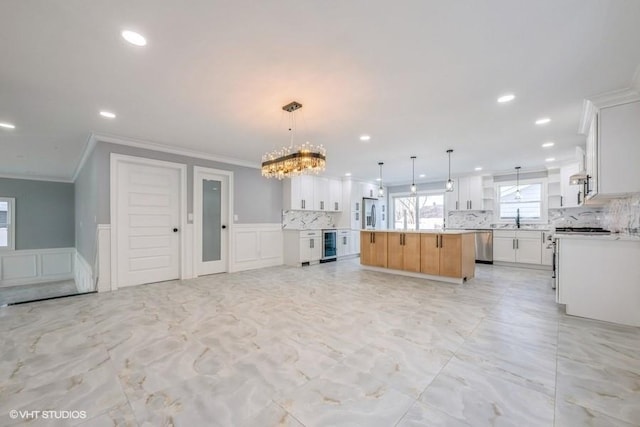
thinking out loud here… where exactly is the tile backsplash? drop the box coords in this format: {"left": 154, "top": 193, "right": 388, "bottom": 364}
{"left": 603, "top": 195, "right": 640, "bottom": 233}
{"left": 548, "top": 207, "right": 605, "bottom": 228}
{"left": 446, "top": 210, "right": 493, "bottom": 229}
{"left": 282, "top": 210, "right": 337, "bottom": 229}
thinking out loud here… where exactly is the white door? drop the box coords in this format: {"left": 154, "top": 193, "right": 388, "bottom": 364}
{"left": 194, "top": 168, "right": 229, "bottom": 275}
{"left": 115, "top": 159, "right": 183, "bottom": 287}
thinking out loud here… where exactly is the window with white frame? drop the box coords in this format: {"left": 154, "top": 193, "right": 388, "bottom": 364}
{"left": 495, "top": 180, "right": 546, "bottom": 222}
{"left": 392, "top": 193, "right": 444, "bottom": 230}
{"left": 0, "top": 197, "right": 15, "bottom": 250}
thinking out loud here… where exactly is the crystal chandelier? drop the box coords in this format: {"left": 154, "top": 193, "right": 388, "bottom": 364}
{"left": 261, "top": 101, "right": 326, "bottom": 179}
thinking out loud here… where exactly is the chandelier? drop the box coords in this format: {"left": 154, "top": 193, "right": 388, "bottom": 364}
{"left": 261, "top": 101, "right": 326, "bottom": 179}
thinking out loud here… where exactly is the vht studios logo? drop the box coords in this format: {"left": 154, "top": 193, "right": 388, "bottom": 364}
{"left": 9, "top": 410, "right": 87, "bottom": 420}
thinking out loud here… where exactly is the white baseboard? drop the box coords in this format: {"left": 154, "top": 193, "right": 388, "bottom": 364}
{"left": 230, "top": 224, "right": 283, "bottom": 272}
{"left": 75, "top": 251, "right": 94, "bottom": 292}
{"left": 0, "top": 248, "right": 75, "bottom": 287}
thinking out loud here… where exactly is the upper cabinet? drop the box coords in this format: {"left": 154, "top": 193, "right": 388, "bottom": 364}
{"left": 445, "top": 176, "right": 485, "bottom": 212}
{"left": 283, "top": 176, "right": 344, "bottom": 211}
{"left": 580, "top": 91, "right": 640, "bottom": 200}
{"left": 560, "top": 163, "right": 582, "bottom": 208}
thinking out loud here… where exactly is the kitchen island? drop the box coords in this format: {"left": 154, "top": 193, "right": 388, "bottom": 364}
{"left": 360, "top": 230, "right": 476, "bottom": 284}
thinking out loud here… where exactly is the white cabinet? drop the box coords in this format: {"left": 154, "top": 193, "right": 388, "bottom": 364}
{"left": 446, "top": 176, "right": 484, "bottom": 212}
{"left": 284, "top": 176, "right": 344, "bottom": 211}
{"left": 493, "top": 230, "right": 544, "bottom": 265}
{"left": 582, "top": 96, "right": 640, "bottom": 200}
{"left": 361, "top": 182, "right": 378, "bottom": 199}
{"left": 337, "top": 229, "right": 351, "bottom": 257}
{"left": 560, "top": 163, "right": 582, "bottom": 207}
{"left": 313, "top": 177, "right": 329, "bottom": 211}
{"left": 541, "top": 231, "right": 553, "bottom": 266}
{"left": 284, "top": 230, "right": 322, "bottom": 266}
{"left": 284, "top": 175, "right": 315, "bottom": 210}
{"left": 329, "top": 179, "right": 342, "bottom": 212}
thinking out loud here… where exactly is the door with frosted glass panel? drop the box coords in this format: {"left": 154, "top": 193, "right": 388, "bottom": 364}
{"left": 194, "top": 168, "right": 229, "bottom": 275}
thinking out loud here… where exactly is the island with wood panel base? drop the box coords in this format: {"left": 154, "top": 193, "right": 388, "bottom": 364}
{"left": 360, "top": 230, "right": 476, "bottom": 284}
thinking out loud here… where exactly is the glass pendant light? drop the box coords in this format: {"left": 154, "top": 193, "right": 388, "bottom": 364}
{"left": 515, "top": 166, "right": 522, "bottom": 200}
{"left": 445, "top": 149, "right": 454, "bottom": 192}
{"left": 410, "top": 156, "right": 417, "bottom": 194}
{"left": 378, "top": 162, "right": 384, "bottom": 197}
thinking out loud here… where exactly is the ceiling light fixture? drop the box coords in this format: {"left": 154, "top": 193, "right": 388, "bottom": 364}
{"left": 445, "top": 149, "right": 454, "bottom": 192}
{"left": 535, "top": 117, "right": 551, "bottom": 125}
{"left": 419, "top": 174, "right": 426, "bottom": 178}
{"left": 378, "top": 162, "right": 384, "bottom": 197}
{"left": 475, "top": 167, "right": 483, "bottom": 171}
{"left": 410, "top": 156, "right": 417, "bottom": 194}
{"left": 345, "top": 172, "right": 352, "bottom": 177}
{"left": 515, "top": 166, "right": 522, "bottom": 200}
{"left": 0, "top": 122, "right": 16, "bottom": 129}
{"left": 545, "top": 157, "right": 556, "bottom": 162}
{"left": 121, "top": 30, "right": 147, "bottom": 46}
{"left": 261, "top": 101, "right": 326, "bottom": 180}
{"left": 99, "top": 111, "right": 116, "bottom": 119}
{"left": 542, "top": 142, "right": 555, "bottom": 148}
{"left": 360, "top": 135, "right": 371, "bottom": 141}
{"left": 497, "top": 94, "right": 516, "bottom": 103}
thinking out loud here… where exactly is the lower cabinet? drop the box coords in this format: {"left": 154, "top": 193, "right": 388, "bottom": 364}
{"left": 337, "top": 229, "right": 351, "bottom": 257}
{"left": 387, "top": 232, "right": 421, "bottom": 272}
{"left": 493, "top": 230, "right": 544, "bottom": 265}
{"left": 284, "top": 230, "right": 322, "bottom": 266}
{"left": 420, "top": 233, "right": 474, "bottom": 278}
{"left": 360, "top": 231, "right": 388, "bottom": 267}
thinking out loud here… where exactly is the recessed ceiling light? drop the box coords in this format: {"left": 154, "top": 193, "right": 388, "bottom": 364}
{"left": 375, "top": 178, "right": 381, "bottom": 182}
{"left": 542, "top": 141, "right": 555, "bottom": 148}
{"left": 474, "top": 167, "right": 483, "bottom": 171}
{"left": 545, "top": 157, "right": 556, "bottom": 162}
{"left": 536, "top": 117, "right": 551, "bottom": 125}
{"left": 359, "top": 135, "right": 371, "bottom": 141}
{"left": 0, "top": 122, "right": 16, "bottom": 129}
{"left": 497, "top": 94, "right": 516, "bottom": 103}
{"left": 419, "top": 174, "right": 426, "bottom": 178}
{"left": 345, "top": 172, "right": 352, "bottom": 177}
{"left": 99, "top": 111, "right": 116, "bottom": 119}
{"left": 121, "top": 30, "right": 147, "bottom": 46}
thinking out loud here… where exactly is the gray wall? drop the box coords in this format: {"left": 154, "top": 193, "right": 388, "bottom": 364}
{"left": 0, "top": 178, "right": 75, "bottom": 250}
{"left": 75, "top": 141, "right": 283, "bottom": 263}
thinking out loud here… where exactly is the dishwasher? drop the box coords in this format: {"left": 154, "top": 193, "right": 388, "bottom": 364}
{"left": 473, "top": 230, "right": 493, "bottom": 264}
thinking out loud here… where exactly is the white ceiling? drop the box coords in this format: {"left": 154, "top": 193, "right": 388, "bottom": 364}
{"left": 1, "top": 0, "right": 640, "bottom": 184}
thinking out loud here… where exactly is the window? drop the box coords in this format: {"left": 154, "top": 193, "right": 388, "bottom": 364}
{"left": 0, "top": 197, "right": 15, "bottom": 250}
{"left": 393, "top": 193, "right": 444, "bottom": 230}
{"left": 496, "top": 180, "right": 546, "bottom": 222}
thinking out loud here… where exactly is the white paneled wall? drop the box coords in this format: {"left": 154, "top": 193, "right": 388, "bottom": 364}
{"left": 231, "top": 224, "right": 283, "bottom": 272}
{"left": 0, "top": 248, "right": 75, "bottom": 287}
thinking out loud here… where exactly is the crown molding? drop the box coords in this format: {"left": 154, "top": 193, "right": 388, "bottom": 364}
{"left": 579, "top": 86, "right": 640, "bottom": 134}
{"left": 0, "top": 172, "right": 73, "bottom": 183}
{"left": 71, "top": 133, "right": 98, "bottom": 182}
{"left": 90, "top": 132, "right": 260, "bottom": 169}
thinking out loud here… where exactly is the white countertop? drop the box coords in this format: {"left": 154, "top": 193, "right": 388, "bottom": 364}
{"left": 555, "top": 233, "right": 640, "bottom": 241}
{"left": 361, "top": 229, "right": 475, "bottom": 235}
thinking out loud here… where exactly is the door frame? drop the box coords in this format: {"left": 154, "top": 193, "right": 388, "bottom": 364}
{"left": 110, "top": 153, "right": 188, "bottom": 290}
{"left": 193, "top": 166, "right": 234, "bottom": 276}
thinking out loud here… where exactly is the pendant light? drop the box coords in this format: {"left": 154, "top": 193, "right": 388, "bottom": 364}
{"left": 515, "top": 166, "right": 522, "bottom": 200}
{"left": 445, "top": 149, "right": 454, "bottom": 192}
{"left": 378, "top": 162, "right": 384, "bottom": 197}
{"left": 410, "top": 156, "right": 417, "bottom": 194}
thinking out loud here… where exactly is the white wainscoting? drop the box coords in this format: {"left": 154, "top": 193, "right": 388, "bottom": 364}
{"left": 230, "top": 224, "right": 283, "bottom": 272}
{"left": 0, "top": 248, "right": 75, "bottom": 287}
{"left": 75, "top": 251, "right": 94, "bottom": 292}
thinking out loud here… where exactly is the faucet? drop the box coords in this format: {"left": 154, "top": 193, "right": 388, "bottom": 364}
{"left": 516, "top": 208, "right": 521, "bottom": 229}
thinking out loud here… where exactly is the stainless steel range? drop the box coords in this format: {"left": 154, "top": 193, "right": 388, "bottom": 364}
{"left": 550, "top": 227, "right": 610, "bottom": 289}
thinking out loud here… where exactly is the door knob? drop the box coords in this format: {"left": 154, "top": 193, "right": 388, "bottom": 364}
{"left": 221, "top": 225, "right": 227, "bottom": 229}
{"left": 173, "top": 228, "right": 179, "bottom": 232}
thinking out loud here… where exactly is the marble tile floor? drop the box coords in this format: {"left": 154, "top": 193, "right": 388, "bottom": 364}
{"left": 0, "top": 280, "right": 82, "bottom": 306}
{"left": 1, "top": 260, "right": 639, "bottom": 426}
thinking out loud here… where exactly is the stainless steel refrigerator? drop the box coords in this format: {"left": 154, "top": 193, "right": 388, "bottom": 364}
{"left": 362, "top": 197, "right": 380, "bottom": 230}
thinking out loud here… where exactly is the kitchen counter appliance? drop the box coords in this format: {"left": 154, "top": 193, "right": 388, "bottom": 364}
{"left": 321, "top": 229, "right": 337, "bottom": 262}
{"left": 362, "top": 197, "right": 380, "bottom": 230}
{"left": 473, "top": 230, "right": 493, "bottom": 264}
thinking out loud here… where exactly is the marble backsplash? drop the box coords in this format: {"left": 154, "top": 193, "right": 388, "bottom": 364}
{"left": 446, "top": 211, "right": 493, "bottom": 229}
{"left": 603, "top": 195, "right": 640, "bottom": 233}
{"left": 282, "top": 210, "right": 337, "bottom": 229}
{"left": 447, "top": 207, "right": 607, "bottom": 230}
